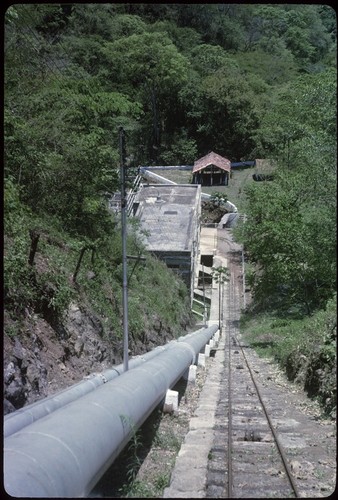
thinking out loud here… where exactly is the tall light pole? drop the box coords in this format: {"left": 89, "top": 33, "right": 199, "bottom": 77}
{"left": 242, "top": 249, "right": 246, "bottom": 310}
{"left": 211, "top": 266, "right": 229, "bottom": 334}
{"left": 119, "top": 127, "right": 129, "bottom": 372}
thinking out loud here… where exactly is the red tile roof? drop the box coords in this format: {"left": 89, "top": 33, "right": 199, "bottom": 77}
{"left": 192, "top": 151, "right": 231, "bottom": 173}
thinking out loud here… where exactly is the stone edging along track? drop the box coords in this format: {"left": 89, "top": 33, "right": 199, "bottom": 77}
{"left": 163, "top": 328, "right": 336, "bottom": 499}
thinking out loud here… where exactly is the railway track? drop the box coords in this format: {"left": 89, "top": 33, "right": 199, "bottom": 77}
{"left": 206, "top": 249, "right": 301, "bottom": 498}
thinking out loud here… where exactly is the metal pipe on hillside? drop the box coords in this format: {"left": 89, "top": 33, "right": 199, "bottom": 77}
{"left": 140, "top": 168, "right": 177, "bottom": 185}
{"left": 4, "top": 326, "right": 210, "bottom": 438}
{"left": 4, "top": 343, "right": 168, "bottom": 438}
{"left": 4, "top": 324, "right": 218, "bottom": 498}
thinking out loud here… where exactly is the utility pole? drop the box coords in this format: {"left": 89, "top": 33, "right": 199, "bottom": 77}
{"left": 211, "top": 265, "right": 229, "bottom": 335}
{"left": 119, "top": 127, "right": 129, "bottom": 372}
{"left": 242, "top": 249, "right": 246, "bottom": 310}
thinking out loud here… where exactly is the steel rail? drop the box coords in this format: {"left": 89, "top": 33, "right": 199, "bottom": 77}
{"left": 237, "top": 344, "right": 301, "bottom": 497}
{"left": 228, "top": 264, "right": 300, "bottom": 498}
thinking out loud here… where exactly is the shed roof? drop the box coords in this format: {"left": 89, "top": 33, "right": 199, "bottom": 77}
{"left": 192, "top": 151, "right": 231, "bottom": 173}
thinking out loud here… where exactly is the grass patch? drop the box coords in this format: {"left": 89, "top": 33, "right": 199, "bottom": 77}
{"left": 4, "top": 196, "right": 194, "bottom": 347}
{"left": 240, "top": 295, "right": 336, "bottom": 417}
{"left": 153, "top": 426, "right": 182, "bottom": 451}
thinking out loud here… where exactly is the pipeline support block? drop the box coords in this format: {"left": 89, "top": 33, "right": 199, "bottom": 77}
{"left": 183, "top": 365, "right": 197, "bottom": 385}
{"left": 163, "top": 390, "right": 179, "bottom": 414}
{"left": 198, "top": 353, "right": 206, "bottom": 367}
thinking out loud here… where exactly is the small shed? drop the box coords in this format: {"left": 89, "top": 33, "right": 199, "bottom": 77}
{"left": 192, "top": 151, "right": 231, "bottom": 186}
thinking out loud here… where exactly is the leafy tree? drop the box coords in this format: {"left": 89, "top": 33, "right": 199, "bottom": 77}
{"left": 5, "top": 2, "right": 336, "bottom": 301}
{"left": 64, "top": 3, "right": 118, "bottom": 38}
{"left": 235, "top": 4, "right": 334, "bottom": 72}
{"left": 284, "top": 6, "right": 333, "bottom": 70}
{"left": 193, "top": 63, "right": 259, "bottom": 158}
{"left": 109, "top": 13, "right": 147, "bottom": 39}
{"left": 253, "top": 69, "right": 336, "bottom": 162}
{"left": 239, "top": 48, "right": 297, "bottom": 86}
{"left": 159, "top": 130, "right": 197, "bottom": 165}
{"left": 211, "top": 266, "right": 229, "bottom": 284}
{"left": 4, "top": 6, "right": 143, "bottom": 238}
{"left": 190, "top": 43, "right": 236, "bottom": 75}
{"left": 101, "top": 31, "right": 190, "bottom": 162}
{"left": 149, "top": 21, "right": 202, "bottom": 55}
{"left": 5, "top": 73, "right": 142, "bottom": 236}
{"left": 239, "top": 168, "right": 335, "bottom": 315}
{"left": 236, "top": 69, "right": 336, "bottom": 315}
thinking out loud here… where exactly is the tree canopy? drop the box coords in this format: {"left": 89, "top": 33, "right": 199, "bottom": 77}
{"left": 4, "top": 3, "right": 336, "bottom": 316}
{"left": 236, "top": 68, "right": 336, "bottom": 314}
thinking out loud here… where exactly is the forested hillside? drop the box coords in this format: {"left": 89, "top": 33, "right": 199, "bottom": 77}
{"left": 4, "top": 4, "right": 336, "bottom": 414}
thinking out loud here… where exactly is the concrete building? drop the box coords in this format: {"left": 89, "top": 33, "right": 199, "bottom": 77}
{"left": 134, "top": 184, "right": 202, "bottom": 304}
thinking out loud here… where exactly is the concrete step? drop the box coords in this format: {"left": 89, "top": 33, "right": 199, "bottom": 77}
{"left": 194, "top": 289, "right": 211, "bottom": 303}
{"left": 199, "top": 265, "right": 213, "bottom": 275}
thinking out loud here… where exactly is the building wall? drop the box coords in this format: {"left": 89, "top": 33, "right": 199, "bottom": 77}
{"left": 135, "top": 184, "right": 201, "bottom": 305}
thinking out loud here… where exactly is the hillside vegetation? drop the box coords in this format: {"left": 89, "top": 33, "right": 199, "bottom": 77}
{"left": 4, "top": 4, "right": 336, "bottom": 415}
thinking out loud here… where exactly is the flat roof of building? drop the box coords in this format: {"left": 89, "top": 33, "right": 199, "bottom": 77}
{"left": 135, "top": 184, "right": 201, "bottom": 253}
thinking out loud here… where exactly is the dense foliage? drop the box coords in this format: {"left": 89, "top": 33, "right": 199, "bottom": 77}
{"left": 235, "top": 69, "right": 336, "bottom": 315}
{"left": 240, "top": 293, "right": 336, "bottom": 416}
{"left": 4, "top": 4, "right": 336, "bottom": 327}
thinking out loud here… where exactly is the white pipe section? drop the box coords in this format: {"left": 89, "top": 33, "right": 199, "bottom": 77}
{"left": 224, "top": 200, "right": 238, "bottom": 213}
{"left": 4, "top": 324, "right": 217, "bottom": 498}
{"left": 4, "top": 327, "right": 209, "bottom": 438}
{"left": 140, "top": 169, "right": 177, "bottom": 185}
{"left": 4, "top": 343, "right": 168, "bottom": 438}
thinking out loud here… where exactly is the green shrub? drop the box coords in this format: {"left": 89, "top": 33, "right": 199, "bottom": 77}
{"left": 241, "top": 294, "right": 336, "bottom": 416}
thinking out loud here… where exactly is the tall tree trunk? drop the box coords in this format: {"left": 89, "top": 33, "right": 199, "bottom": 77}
{"left": 73, "top": 247, "right": 87, "bottom": 283}
{"left": 149, "top": 83, "right": 160, "bottom": 162}
{"left": 28, "top": 229, "right": 40, "bottom": 266}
